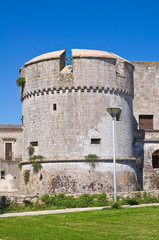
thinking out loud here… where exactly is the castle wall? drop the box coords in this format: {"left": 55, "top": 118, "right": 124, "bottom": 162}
{"left": 21, "top": 59, "right": 61, "bottom": 95}
{"left": 133, "top": 61, "right": 159, "bottom": 191}
{"left": 20, "top": 50, "right": 66, "bottom": 94}
{"left": 134, "top": 131, "right": 159, "bottom": 191}
{"left": 72, "top": 51, "right": 133, "bottom": 96}
{"left": 73, "top": 58, "right": 116, "bottom": 88}
{"left": 20, "top": 161, "right": 139, "bottom": 195}
{"left": 143, "top": 142, "right": 159, "bottom": 190}
{"left": 132, "top": 61, "right": 159, "bottom": 129}
{"left": 22, "top": 91, "right": 134, "bottom": 160}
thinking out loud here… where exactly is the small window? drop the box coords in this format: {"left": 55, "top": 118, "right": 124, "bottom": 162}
{"left": 30, "top": 141, "right": 38, "bottom": 147}
{"left": 152, "top": 150, "right": 159, "bottom": 168}
{"left": 1, "top": 171, "right": 5, "bottom": 179}
{"left": 91, "top": 138, "right": 101, "bottom": 144}
{"left": 139, "top": 115, "right": 153, "bottom": 130}
{"left": 53, "top": 104, "right": 57, "bottom": 111}
{"left": 116, "top": 110, "right": 121, "bottom": 121}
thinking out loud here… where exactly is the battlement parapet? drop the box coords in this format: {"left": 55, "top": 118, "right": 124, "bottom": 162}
{"left": 20, "top": 49, "right": 134, "bottom": 98}
{"left": 21, "top": 86, "right": 132, "bottom": 101}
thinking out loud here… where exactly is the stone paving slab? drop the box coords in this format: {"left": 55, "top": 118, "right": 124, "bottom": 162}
{"left": 1, "top": 203, "right": 159, "bottom": 218}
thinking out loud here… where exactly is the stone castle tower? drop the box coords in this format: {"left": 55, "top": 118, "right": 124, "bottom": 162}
{"left": 19, "top": 49, "right": 138, "bottom": 195}
{"left": 20, "top": 49, "right": 134, "bottom": 160}
{"left": 1, "top": 49, "right": 159, "bottom": 195}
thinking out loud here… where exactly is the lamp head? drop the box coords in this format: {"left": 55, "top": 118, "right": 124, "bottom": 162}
{"left": 107, "top": 108, "right": 120, "bottom": 118}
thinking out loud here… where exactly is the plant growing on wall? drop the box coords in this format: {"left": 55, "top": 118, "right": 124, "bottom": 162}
{"left": 84, "top": 154, "right": 99, "bottom": 168}
{"left": 29, "top": 155, "right": 44, "bottom": 161}
{"left": 20, "top": 116, "right": 23, "bottom": 125}
{"left": 27, "top": 146, "right": 43, "bottom": 175}
{"left": 18, "top": 163, "right": 22, "bottom": 170}
{"left": 66, "top": 57, "right": 72, "bottom": 65}
{"left": 29, "top": 155, "right": 44, "bottom": 174}
{"left": 136, "top": 157, "right": 142, "bottom": 166}
{"left": 24, "top": 170, "right": 30, "bottom": 184}
{"left": 32, "top": 162, "right": 42, "bottom": 174}
{"left": 28, "top": 145, "right": 35, "bottom": 157}
{"left": 16, "top": 77, "right": 25, "bottom": 87}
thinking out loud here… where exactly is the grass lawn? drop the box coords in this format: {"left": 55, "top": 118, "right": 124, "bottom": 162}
{"left": 0, "top": 206, "right": 159, "bottom": 240}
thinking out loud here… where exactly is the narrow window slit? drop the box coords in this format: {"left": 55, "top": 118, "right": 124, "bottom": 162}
{"left": 30, "top": 141, "right": 38, "bottom": 147}
{"left": 53, "top": 104, "right": 57, "bottom": 111}
{"left": 1, "top": 171, "right": 5, "bottom": 179}
{"left": 91, "top": 138, "right": 101, "bottom": 144}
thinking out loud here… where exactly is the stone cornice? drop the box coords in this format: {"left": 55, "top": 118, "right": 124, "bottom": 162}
{"left": 0, "top": 125, "right": 22, "bottom": 132}
{"left": 21, "top": 86, "right": 132, "bottom": 101}
{"left": 72, "top": 49, "right": 116, "bottom": 60}
{"left": 21, "top": 50, "right": 65, "bottom": 69}
{"left": 21, "top": 157, "right": 136, "bottom": 164}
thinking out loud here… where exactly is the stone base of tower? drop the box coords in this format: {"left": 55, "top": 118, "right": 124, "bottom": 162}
{"left": 19, "top": 159, "right": 140, "bottom": 195}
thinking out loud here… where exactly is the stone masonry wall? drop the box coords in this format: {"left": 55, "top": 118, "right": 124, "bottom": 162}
{"left": 22, "top": 91, "right": 134, "bottom": 160}
{"left": 19, "top": 161, "right": 139, "bottom": 195}
{"left": 143, "top": 143, "right": 159, "bottom": 190}
{"left": 132, "top": 61, "right": 159, "bottom": 129}
{"left": 133, "top": 61, "right": 159, "bottom": 191}
{"left": 0, "top": 161, "right": 21, "bottom": 192}
{"left": 134, "top": 131, "right": 159, "bottom": 191}
{"left": 73, "top": 57, "right": 133, "bottom": 96}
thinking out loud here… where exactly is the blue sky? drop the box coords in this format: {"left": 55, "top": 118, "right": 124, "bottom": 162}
{"left": 0, "top": 0, "right": 159, "bottom": 124}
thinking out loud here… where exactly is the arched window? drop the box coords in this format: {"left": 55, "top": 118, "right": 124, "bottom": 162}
{"left": 152, "top": 150, "right": 159, "bottom": 168}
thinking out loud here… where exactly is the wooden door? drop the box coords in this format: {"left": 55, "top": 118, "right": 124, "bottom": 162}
{"left": 5, "top": 143, "right": 12, "bottom": 160}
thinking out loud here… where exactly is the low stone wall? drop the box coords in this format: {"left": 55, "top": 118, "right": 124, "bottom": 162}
{"left": 1, "top": 190, "right": 159, "bottom": 205}
{"left": 0, "top": 194, "right": 40, "bottom": 205}
{"left": 20, "top": 160, "right": 140, "bottom": 195}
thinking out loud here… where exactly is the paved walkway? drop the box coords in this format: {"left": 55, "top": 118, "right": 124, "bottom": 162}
{"left": 0, "top": 207, "right": 103, "bottom": 218}
{"left": 1, "top": 203, "right": 159, "bottom": 218}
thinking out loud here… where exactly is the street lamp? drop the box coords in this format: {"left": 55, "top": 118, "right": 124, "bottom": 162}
{"left": 107, "top": 107, "right": 120, "bottom": 202}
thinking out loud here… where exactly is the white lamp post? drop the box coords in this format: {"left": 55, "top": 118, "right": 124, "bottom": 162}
{"left": 107, "top": 107, "right": 120, "bottom": 202}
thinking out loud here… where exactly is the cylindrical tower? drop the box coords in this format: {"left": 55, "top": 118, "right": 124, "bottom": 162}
{"left": 20, "top": 49, "right": 134, "bottom": 160}
{"left": 19, "top": 49, "right": 139, "bottom": 195}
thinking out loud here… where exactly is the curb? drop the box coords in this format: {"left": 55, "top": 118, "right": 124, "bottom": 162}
{"left": 1, "top": 203, "right": 159, "bottom": 218}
